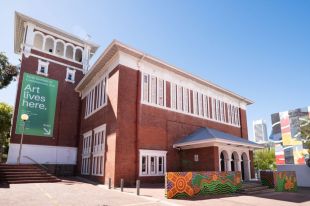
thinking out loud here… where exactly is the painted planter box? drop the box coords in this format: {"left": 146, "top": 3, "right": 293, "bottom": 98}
{"left": 274, "top": 171, "right": 297, "bottom": 192}
{"left": 260, "top": 171, "right": 275, "bottom": 188}
{"left": 165, "top": 171, "right": 242, "bottom": 199}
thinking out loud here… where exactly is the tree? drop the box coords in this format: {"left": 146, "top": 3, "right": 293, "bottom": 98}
{"left": 254, "top": 148, "right": 276, "bottom": 170}
{"left": 0, "top": 52, "right": 18, "bottom": 89}
{"left": 0, "top": 102, "right": 13, "bottom": 162}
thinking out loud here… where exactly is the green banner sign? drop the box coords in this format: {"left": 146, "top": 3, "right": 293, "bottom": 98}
{"left": 15, "top": 72, "right": 58, "bottom": 137}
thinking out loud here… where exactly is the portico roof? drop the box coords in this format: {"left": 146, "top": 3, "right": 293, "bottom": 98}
{"left": 173, "top": 127, "right": 264, "bottom": 149}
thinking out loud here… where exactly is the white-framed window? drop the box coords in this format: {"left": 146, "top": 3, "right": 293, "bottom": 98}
{"left": 193, "top": 91, "right": 198, "bottom": 115}
{"left": 37, "top": 59, "right": 49, "bottom": 76}
{"left": 158, "top": 78, "right": 165, "bottom": 106}
{"left": 177, "top": 86, "right": 183, "bottom": 111}
{"left": 150, "top": 75, "right": 157, "bottom": 104}
{"left": 92, "top": 124, "right": 106, "bottom": 176}
{"left": 139, "top": 149, "right": 167, "bottom": 176}
{"left": 183, "top": 88, "right": 189, "bottom": 112}
{"left": 85, "top": 76, "right": 107, "bottom": 118}
{"left": 140, "top": 73, "right": 242, "bottom": 127}
{"left": 65, "top": 68, "right": 76, "bottom": 83}
{"left": 142, "top": 73, "right": 149, "bottom": 102}
{"left": 203, "top": 95, "right": 210, "bottom": 118}
{"left": 198, "top": 92, "right": 203, "bottom": 116}
{"left": 171, "top": 83, "right": 177, "bottom": 110}
{"left": 81, "top": 131, "right": 92, "bottom": 175}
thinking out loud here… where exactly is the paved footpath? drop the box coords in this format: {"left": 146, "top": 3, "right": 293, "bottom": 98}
{"left": 0, "top": 178, "right": 310, "bottom": 206}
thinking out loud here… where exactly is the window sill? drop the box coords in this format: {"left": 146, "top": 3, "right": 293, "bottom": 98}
{"left": 36, "top": 71, "right": 48, "bottom": 77}
{"left": 65, "top": 79, "right": 75, "bottom": 83}
{"left": 139, "top": 173, "right": 165, "bottom": 177}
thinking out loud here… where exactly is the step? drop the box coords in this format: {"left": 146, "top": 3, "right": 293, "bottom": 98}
{"left": 240, "top": 188, "right": 274, "bottom": 195}
{"left": 241, "top": 184, "right": 265, "bottom": 189}
{"left": 4, "top": 176, "right": 58, "bottom": 181}
{"left": 7, "top": 179, "right": 61, "bottom": 184}
{"left": 1, "top": 173, "right": 53, "bottom": 178}
{"left": 0, "top": 168, "right": 43, "bottom": 172}
{"left": 0, "top": 171, "right": 47, "bottom": 175}
{"left": 241, "top": 186, "right": 270, "bottom": 192}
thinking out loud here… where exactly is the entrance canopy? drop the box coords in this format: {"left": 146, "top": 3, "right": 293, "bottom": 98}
{"left": 173, "top": 127, "right": 263, "bottom": 150}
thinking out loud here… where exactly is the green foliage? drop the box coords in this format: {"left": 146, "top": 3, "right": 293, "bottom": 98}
{"left": 254, "top": 148, "right": 276, "bottom": 170}
{"left": 0, "top": 102, "right": 13, "bottom": 160}
{"left": 0, "top": 52, "right": 18, "bottom": 89}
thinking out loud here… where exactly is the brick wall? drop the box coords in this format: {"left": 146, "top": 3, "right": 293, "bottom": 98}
{"left": 11, "top": 52, "right": 83, "bottom": 148}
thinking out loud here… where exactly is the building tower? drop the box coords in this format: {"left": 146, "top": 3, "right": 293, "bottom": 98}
{"left": 253, "top": 119, "right": 268, "bottom": 143}
{"left": 7, "top": 12, "right": 98, "bottom": 174}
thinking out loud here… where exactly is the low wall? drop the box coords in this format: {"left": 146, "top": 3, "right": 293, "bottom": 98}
{"left": 260, "top": 171, "right": 274, "bottom": 188}
{"left": 165, "top": 171, "right": 242, "bottom": 199}
{"left": 274, "top": 171, "right": 297, "bottom": 192}
{"left": 277, "top": 164, "right": 310, "bottom": 187}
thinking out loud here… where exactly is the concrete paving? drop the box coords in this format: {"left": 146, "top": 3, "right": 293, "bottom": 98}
{"left": 0, "top": 178, "right": 310, "bottom": 206}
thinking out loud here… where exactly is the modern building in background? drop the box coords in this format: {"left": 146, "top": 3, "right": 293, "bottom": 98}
{"left": 270, "top": 106, "right": 310, "bottom": 187}
{"left": 8, "top": 12, "right": 262, "bottom": 186}
{"left": 253, "top": 120, "right": 268, "bottom": 143}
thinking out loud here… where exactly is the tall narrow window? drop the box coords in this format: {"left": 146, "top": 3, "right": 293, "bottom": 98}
{"left": 171, "top": 83, "right": 177, "bottom": 109}
{"left": 81, "top": 131, "right": 92, "bottom": 175}
{"left": 212, "top": 98, "right": 217, "bottom": 120}
{"left": 204, "top": 95, "right": 210, "bottom": 118}
{"left": 142, "top": 74, "right": 149, "bottom": 102}
{"left": 158, "top": 156, "right": 164, "bottom": 174}
{"left": 158, "top": 78, "right": 164, "bottom": 106}
{"left": 177, "top": 86, "right": 183, "bottom": 111}
{"left": 183, "top": 88, "right": 189, "bottom": 112}
{"left": 92, "top": 124, "right": 106, "bottom": 176}
{"left": 150, "top": 76, "right": 157, "bottom": 104}
{"left": 193, "top": 91, "right": 198, "bottom": 115}
{"left": 198, "top": 93, "right": 203, "bottom": 116}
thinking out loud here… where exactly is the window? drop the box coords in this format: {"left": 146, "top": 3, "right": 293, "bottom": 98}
{"left": 65, "top": 68, "right": 76, "bottom": 83}
{"left": 177, "top": 86, "right": 183, "bottom": 111}
{"left": 142, "top": 74, "right": 149, "bottom": 102}
{"left": 85, "top": 76, "right": 107, "bottom": 117}
{"left": 139, "top": 73, "right": 242, "bottom": 127}
{"left": 92, "top": 124, "right": 106, "bottom": 176}
{"left": 198, "top": 93, "right": 203, "bottom": 116}
{"left": 171, "top": 83, "right": 177, "bottom": 109}
{"left": 158, "top": 78, "right": 164, "bottom": 106}
{"left": 194, "top": 154, "right": 199, "bottom": 162}
{"left": 204, "top": 95, "right": 210, "bottom": 118}
{"left": 37, "top": 59, "right": 49, "bottom": 76}
{"left": 193, "top": 91, "right": 198, "bottom": 115}
{"left": 139, "top": 149, "right": 167, "bottom": 176}
{"left": 183, "top": 88, "right": 189, "bottom": 112}
{"left": 150, "top": 75, "right": 157, "bottom": 104}
{"left": 81, "top": 131, "right": 92, "bottom": 175}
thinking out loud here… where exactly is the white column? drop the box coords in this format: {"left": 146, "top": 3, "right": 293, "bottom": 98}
{"left": 226, "top": 158, "right": 231, "bottom": 171}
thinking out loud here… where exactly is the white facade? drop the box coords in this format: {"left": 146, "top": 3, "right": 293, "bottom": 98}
{"left": 7, "top": 143, "right": 77, "bottom": 164}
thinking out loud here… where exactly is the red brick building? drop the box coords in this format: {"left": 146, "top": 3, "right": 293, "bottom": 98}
{"left": 8, "top": 12, "right": 262, "bottom": 186}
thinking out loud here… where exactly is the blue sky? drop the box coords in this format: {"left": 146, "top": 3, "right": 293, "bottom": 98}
{"left": 0, "top": 0, "right": 309, "bottom": 140}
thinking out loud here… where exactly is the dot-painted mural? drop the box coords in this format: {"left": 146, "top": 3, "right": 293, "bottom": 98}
{"left": 165, "top": 171, "right": 242, "bottom": 199}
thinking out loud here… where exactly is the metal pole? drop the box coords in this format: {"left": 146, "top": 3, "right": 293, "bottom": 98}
{"left": 136, "top": 180, "right": 140, "bottom": 196}
{"left": 120, "top": 179, "right": 124, "bottom": 192}
{"left": 108, "top": 178, "right": 112, "bottom": 189}
{"left": 17, "top": 121, "right": 26, "bottom": 164}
